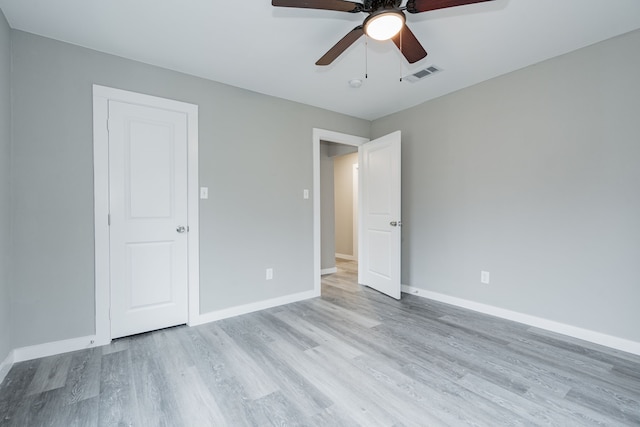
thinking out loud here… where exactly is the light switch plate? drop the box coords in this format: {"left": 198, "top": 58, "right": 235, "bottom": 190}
{"left": 480, "top": 271, "right": 490, "bottom": 284}
{"left": 200, "top": 187, "right": 208, "bottom": 199}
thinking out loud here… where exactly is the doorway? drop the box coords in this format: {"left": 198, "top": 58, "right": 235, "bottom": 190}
{"left": 312, "top": 128, "right": 402, "bottom": 300}
{"left": 312, "top": 130, "right": 367, "bottom": 296}
{"left": 320, "top": 144, "right": 359, "bottom": 285}
{"left": 92, "top": 85, "right": 200, "bottom": 345}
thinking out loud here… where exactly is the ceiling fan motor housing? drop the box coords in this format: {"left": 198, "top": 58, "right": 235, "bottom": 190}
{"left": 364, "top": 0, "right": 403, "bottom": 12}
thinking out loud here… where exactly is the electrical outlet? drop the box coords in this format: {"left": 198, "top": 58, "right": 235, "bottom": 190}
{"left": 266, "top": 268, "right": 273, "bottom": 280}
{"left": 480, "top": 271, "right": 490, "bottom": 284}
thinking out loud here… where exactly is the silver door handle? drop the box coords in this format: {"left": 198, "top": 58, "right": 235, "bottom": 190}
{"left": 176, "top": 226, "right": 186, "bottom": 233}
{"left": 390, "top": 221, "right": 402, "bottom": 227}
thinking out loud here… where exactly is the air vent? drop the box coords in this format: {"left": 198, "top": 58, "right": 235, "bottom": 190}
{"left": 403, "top": 65, "right": 442, "bottom": 83}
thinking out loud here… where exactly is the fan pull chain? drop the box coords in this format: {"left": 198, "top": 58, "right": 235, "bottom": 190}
{"left": 399, "top": 30, "right": 403, "bottom": 82}
{"left": 365, "top": 36, "right": 368, "bottom": 79}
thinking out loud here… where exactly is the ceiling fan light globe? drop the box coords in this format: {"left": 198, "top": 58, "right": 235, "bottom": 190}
{"left": 364, "top": 12, "right": 405, "bottom": 41}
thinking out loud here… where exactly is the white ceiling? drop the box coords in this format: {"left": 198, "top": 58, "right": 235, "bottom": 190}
{"left": 1, "top": 0, "right": 639, "bottom": 120}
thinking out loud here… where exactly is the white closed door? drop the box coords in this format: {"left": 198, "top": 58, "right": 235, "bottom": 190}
{"left": 360, "top": 131, "right": 401, "bottom": 299}
{"left": 108, "top": 100, "right": 189, "bottom": 339}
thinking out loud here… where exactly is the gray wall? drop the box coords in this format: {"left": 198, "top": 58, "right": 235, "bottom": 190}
{"left": 10, "top": 30, "right": 370, "bottom": 348}
{"left": 320, "top": 142, "right": 336, "bottom": 271}
{"left": 334, "top": 152, "right": 358, "bottom": 257}
{"left": 0, "top": 10, "right": 12, "bottom": 363}
{"left": 372, "top": 29, "right": 640, "bottom": 342}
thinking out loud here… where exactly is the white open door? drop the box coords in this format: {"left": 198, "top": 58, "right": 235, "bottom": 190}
{"left": 108, "top": 100, "right": 189, "bottom": 339}
{"left": 360, "top": 131, "right": 401, "bottom": 299}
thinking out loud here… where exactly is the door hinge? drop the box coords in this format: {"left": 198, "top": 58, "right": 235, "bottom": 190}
{"left": 106, "top": 119, "right": 110, "bottom": 132}
{"left": 108, "top": 214, "right": 111, "bottom": 226}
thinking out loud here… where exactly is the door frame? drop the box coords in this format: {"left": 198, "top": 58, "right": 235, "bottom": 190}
{"left": 92, "top": 85, "right": 200, "bottom": 345}
{"left": 312, "top": 129, "right": 369, "bottom": 295}
{"left": 352, "top": 162, "right": 359, "bottom": 260}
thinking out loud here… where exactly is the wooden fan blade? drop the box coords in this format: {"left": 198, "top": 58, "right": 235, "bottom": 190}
{"left": 272, "top": 0, "right": 363, "bottom": 13}
{"left": 406, "top": 0, "right": 494, "bottom": 14}
{"left": 316, "top": 25, "right": 364, "bottom": 66}
{"left": 391, "top": 24, "right": 427, "bottom": 64}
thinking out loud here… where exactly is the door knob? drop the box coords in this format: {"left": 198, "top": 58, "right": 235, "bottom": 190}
{"left": 390, "top": 221, "right": 402, "bottom": 227}
{"left": 176, "top": 226, "right": 186, "bottom": 233}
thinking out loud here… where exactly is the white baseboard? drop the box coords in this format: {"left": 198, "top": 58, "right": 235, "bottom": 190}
{"left": 321, "top": 267, "right": 338, "bottom": 275}
{"left": 335, "top": 253, "right": 356, "bottom": 261}
{"left": 192, "top": 289, "right": 318, "bottom": 326}
{"left": 13, "top": 335, "right": 98, "bottom": 363}
{"left": 0, "top": 350, "right": 14, "bottom": 384}
{"left": 402, "top": 285, "right": 640, "bottom": 356}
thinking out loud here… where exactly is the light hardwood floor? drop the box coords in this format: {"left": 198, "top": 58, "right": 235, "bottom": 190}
{"left": 1, "top": 259, "right": 639, "bottom": 426}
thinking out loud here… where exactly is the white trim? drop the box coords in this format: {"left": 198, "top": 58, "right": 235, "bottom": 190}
{"left": 321, "top": 267, "right": 338, "bottom": 275}
{"left": 92, "top": 85, "right": 200, "bottom": 343}
{"left": 185, "top": 98, "right": 201, "bottom": 327}
{"left": 352, "top": 163, "right": 359, "bottom": 260}
{"left": 313, "top": 129, "right": 369, "bottom": 296}
{"left": 335, "top": 253, "right": 356, "bottom": 261}
{"left": 93, "top": 91, "right": 110, "bottom": 346}
{"left": 192, "top": 290, "right": 316, "bottom": 326}
{"left": 0, "top": 350, "right": 14, "bottom": 384}
{"left": 402, "top": 285, "right": 640, "bottom": 356}
{"left": 12, "top": 335, "right": 98, "bottom": 363}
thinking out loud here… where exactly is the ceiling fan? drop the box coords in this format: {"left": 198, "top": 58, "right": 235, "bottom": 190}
{"left": 272, "top": 0, "right": 495, "bottom": 66}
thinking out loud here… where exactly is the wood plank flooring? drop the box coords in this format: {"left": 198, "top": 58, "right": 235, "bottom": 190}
{"left": 1, "top": 259, "right": 639, "bottom": 426}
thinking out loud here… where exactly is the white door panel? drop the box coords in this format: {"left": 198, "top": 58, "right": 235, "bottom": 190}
{"left": 109, "top": 100, "right": 188, "bottom": 339}
{"left": 360, "top": 131, "right": 401, "bottom": 299}
{"left": 128, "top": 242, "right": 173, "bottom": 308}
{"left": 368, "top": 230, "right": 391, "bottom": 277}
{"left": 128, "top": 122, "right": 174, "bottom": 218}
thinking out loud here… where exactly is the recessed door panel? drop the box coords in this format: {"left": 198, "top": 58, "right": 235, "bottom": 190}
{"left": 368, "top": 230, "right": 391, "bottom": 278}
{"left": 128, "top": 121, "right": 174, "bottom": 219}
{"left": 128, "top": 242, "right": 173, "bottom": 309}
{"left": 367, "top": 149, "right": 392, "bottom": 215}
